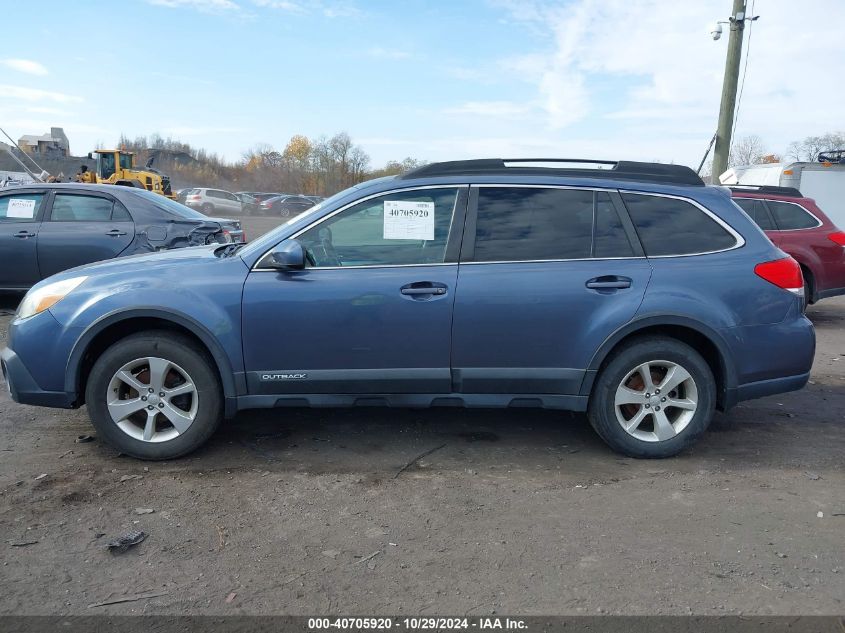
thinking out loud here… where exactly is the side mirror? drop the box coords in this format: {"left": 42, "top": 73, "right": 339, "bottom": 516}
{"left": 268, "top": 239, "right": 306, "bottom": 270}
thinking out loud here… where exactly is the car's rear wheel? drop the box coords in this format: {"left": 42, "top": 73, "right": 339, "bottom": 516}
{"left": 201, "top": 202, "right": 214, "bottom": 214}
{"left": 587, "top": 337, "right": 715, "bottom": 458}
{"left": 85, "top": 331, "right": 222, "bottom": 460}
{"left": 279, "top": 207, "right": 290, "bottom": 218}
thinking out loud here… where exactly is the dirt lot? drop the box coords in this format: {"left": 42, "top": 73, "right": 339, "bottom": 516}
{"left": 0, "top": 215, "right": 843, "bottom": 615}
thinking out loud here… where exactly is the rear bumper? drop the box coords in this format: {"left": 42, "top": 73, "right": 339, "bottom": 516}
{"left": 727, "top": 371, "right": 811, "bottom": 408}
{"left": 1, "top": 346, "right": 75, "bottom": 408}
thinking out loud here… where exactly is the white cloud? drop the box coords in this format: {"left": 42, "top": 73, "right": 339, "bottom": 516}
{"left": 487, "top": 0, "right": 845, "bottom": 162}
{"left": 147, "top": 0, "right": 240, "bottom": 10}
{"left": 1, "top": 59, "right": 48, "bottom": 76}
{"left": 0, "top": 85, "right": 83, "bottom": 104}
{"left": 251, "top": 0, "right": 303, "bottom": 12}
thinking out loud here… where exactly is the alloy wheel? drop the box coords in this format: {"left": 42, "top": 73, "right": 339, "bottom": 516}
{"left": 613, "top": 360, "right": 698, "bottom": 442}
{"left": 106, "top": 357, "right": 198, "bottom": 443}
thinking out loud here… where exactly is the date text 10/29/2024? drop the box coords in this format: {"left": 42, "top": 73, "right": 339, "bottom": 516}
{"left": 308, "top": 617, "right": 528, "bottom": 630}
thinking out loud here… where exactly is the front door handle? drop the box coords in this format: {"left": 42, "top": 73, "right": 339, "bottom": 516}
{"left": 105, "top": 229, "right": 127, "bottom": 237}
{"left": 13, "top": 230, "right": 36, "bottom": 239}
{"left": 400, "top": 283, "right": 447, "bottom": 297}
{"left": 586, "top": 276, "right": 632, "bottom": 290}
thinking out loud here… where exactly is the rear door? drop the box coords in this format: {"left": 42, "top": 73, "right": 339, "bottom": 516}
{"left": 36, "top": 191, "right": 135, "bottom": 278}
{"left": 451, "top": 186, "right": 651, "bottom": 395}
{"left": 0, "top": 190, "right": 48, "bottom": 289}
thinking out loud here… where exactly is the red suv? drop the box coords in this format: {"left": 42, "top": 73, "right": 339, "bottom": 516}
{"left": 730, "top": 185, "right": 845, "bottom": 307}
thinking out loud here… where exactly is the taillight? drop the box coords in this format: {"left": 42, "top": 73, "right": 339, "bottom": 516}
{"left": 827, "top": 231, "right": 845, "bottom": 246}
{"left": 754, "top": 257, "right": 803, "bottom": 295}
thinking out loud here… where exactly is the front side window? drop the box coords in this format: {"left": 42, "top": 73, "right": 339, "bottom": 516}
{"left": 50, "top": 194, "right": 114, "bottom": 222}
{"left": 0, "top": 193, "right": 44, "bottom": 223}
{"left": 767, "top": 201, "right": 820, "bottom": 230}
{"left": 472, "top": 188, "right": 596, "bottom": 262}
{"left": 297, "top": 187, "right": 459, "bottom": 267}
{"left": 98, "top": 153, "right": 116, "bottom": 179}
{"left": 622, "top": 193, "right": 737, "bottom": 256}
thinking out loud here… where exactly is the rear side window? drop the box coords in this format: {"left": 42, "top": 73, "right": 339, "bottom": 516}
{"left": 50, "top": 194, "right": 114, "bottom": 222}
{"left": 473, "top": 188, "right": 594, "bottom": 261}
{"left": 734, "top": 198, "right": 775, "bottom": 231}
{"left": 622, "top": 193, "right": 737, "bottom": 256}
{"left": 767, "top": 201, "right": 820, "bottom": 230}
{"left": 0, "top": 193, "right": 44, "bottom": 222}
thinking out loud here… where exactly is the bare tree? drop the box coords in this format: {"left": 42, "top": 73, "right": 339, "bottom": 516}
{"left": 729, "top": 135, "right": 768, "bottom": 167}
{"left": 786, "top": 131, "right": 845, "bottom": 162}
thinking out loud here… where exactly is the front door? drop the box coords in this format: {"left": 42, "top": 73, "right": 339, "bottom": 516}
{"left": 36, "top": 192, "right": 135, "bottom": 278}
{"left": 241, "top": 186, "right": 467, "bottom": 395}
{"left": 0, "top": 190, "right": 47, "bottom": 289}
{"left": 451, "top": 186, "right": 652, "bottom": 395}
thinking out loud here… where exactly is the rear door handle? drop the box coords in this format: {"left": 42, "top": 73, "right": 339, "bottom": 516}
{"left": 586, "top": 276, "right": 632, "bottom": 290}
{"left": 13, "top": 230, "right": 36, "bottom": 239}
{"left": 400, "top": 283, "right": 447, "bottom": 296}
{"left": 105, "top": 229, "right": 127, "bottom": 236}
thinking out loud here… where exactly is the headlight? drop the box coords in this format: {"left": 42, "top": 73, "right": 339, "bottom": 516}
{"left": 17, "top": 276, "right": 88, "bottom": 321}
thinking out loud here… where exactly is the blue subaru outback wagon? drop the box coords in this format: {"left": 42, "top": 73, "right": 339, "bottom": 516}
{"left": 1, "top": 159, "right": 815, "bottom": 460}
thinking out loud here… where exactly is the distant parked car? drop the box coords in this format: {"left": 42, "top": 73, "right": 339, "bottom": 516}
{"left": 730, "top": 185, "right": 845, "bottom": 307}
{"left": 235, "top": 193, "right": 260, "bottom": 215}
{"left": 0, "top": 183, "right": 244, "bottom": 291}
{"left": 184, "top": 188, "right": 243, "bottom": 215}
{"left": 259, "top": 194, "right": 315, "bottom": 218}
{"left": 238, "top": 192, "right": 291, "bottom": 205}
{"left": 304, "top": 195, "right": 325, "bottom": 205}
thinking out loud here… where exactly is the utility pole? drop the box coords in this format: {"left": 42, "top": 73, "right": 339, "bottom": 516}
{"left": 711, "top": 0, "right": 747, "bottom": 182}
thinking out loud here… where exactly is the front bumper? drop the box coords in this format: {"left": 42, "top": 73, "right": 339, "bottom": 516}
{"left": 1, "top": 346, "right": 75, "bottom": 408}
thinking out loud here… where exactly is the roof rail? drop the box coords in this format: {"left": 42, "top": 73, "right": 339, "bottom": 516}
{"left": 728, "top": 185, "right": 804, "bottom": 198}
{"left": 400, "top": 158, "right": 705, "bottom": 186}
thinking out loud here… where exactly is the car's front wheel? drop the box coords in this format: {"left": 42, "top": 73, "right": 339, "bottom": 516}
{"left": 587, "top": 336, "right": 715, "bottom": 458}
{"left": 85, "top": 331, "right": 223, "bottom": 460}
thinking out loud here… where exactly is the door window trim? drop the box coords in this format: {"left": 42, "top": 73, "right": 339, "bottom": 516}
{"left": 619, "top": 190, "right": 746, "bottom": 258}
{"left": 252, "top": 184, "right": 469, "bottom": 271}
{"left": 759, "top": 199, "right": 823, "bottom": 232}
{"left": 460, "top": 183, "right": 648, "bottom": 265}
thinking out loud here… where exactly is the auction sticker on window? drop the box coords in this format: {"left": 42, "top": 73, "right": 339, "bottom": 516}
{"left": 7, "top": 198, "right": 36, "bottom": 219}
{"left": 384, "top": 200, "right": 435, "bottom": 240}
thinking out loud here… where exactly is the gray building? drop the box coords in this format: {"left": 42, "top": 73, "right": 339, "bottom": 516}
{"left": 17, "top": 127, "right": 70, "bottom": 158}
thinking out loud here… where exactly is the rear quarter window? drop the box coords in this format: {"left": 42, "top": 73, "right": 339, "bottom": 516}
{"left": 621, "top": 193, "right": 737, "bottom": 256}
{"left": 767, "top": 201, "right": 820, "bottom": 230}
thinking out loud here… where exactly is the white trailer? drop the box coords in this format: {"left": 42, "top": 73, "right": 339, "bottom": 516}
{"left": 720, "top": 159, "right": 845, "bottom": 228}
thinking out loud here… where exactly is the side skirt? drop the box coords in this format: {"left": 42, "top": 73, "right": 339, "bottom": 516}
{"left": 234, "top": 393, "right": 588, "bottom": 413}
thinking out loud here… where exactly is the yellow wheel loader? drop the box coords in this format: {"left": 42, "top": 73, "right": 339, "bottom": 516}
{"left": 82, "top": 149, "right": 174, "bottom": 198}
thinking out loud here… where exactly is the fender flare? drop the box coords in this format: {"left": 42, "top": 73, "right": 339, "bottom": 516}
{"left": 583, "top": 314, "right": 738, "bottom": 394}
{"left": 64, "top": 307, "right": 242, "bottom": 401}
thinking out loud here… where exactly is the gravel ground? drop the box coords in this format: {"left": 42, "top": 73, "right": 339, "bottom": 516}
{"left": 0, "top": 216, "right": 842, "bottom": 615}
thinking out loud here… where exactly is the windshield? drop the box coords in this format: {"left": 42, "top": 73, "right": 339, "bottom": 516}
{"left": 128, "top": 189, "right": 210, "bottom": 219}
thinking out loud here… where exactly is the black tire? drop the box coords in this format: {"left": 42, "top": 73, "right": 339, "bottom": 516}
{"left": 587, "top": 336, "right": 716, "bottom": 459}
{"left": 201, "top": 202, "right": 214, "bottom": 215}
{"left": 279, "top": 207, "right": 290, "bottom": 218}
{"left": 85, "top": 331, "right": 223, "bottom": 460}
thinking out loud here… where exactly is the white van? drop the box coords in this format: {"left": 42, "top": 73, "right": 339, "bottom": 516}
{"left": 720, "top": 158, "right": 845, "bottom": 228}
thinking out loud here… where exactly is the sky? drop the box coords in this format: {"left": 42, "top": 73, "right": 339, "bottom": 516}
{"left": 1, "top": 0, "right": 843, "bottom": 169}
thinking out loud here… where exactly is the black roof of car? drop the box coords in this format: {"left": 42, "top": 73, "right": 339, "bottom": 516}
{"left": 400, "top": 159, "right": 705, "bottom": 186}
{"left": 728, "top": 185, "right": 804, "bottom": 198}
